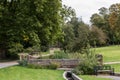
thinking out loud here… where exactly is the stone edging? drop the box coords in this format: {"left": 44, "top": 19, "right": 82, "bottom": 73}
{"left": 63, "top": 72, "right": 67, "bottom": 80}
{"left": 63, "top": 71, "right": 83, "bottom": 80}
{"left": 114, "top": 72, "right": 120, "bottom": 76}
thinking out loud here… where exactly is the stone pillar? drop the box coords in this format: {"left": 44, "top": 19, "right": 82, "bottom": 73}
{"left": 26, "top": 55, "right": 31, "bottom": 61}
{"left": 19, "top": 53, "right": 29, "bottom": 61}
{"left": 19, "top": 54, "right": 24, "bottom": 61}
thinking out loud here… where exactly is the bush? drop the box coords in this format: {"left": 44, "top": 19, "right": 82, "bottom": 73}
{"left": 6, "top": 43, "right": 23, "bottom": 60}
{"left": 18, "top": 59, "right": 28, "bottom": 66}
{"left": 48, "top": 62, "right": 60, "bottom": 69}
{"left": 73, "top": 51, "right": 97, "bottom": 75}
{"left": 27, "top": 64, "right": 43, "bottom": 69}
{"left": 24, "top": 45, "right": 40, "bottom": 53}
{"left": 50, "top": 51, "right": 69, "bottom": 59}
{"left": 8, "top": 43, "right": 23, "bottom": 54}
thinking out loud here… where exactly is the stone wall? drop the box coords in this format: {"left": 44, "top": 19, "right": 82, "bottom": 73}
{"left": 28, "top": 59, "right": 80, "bottom": 68}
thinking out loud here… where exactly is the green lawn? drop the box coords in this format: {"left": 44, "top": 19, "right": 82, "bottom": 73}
{"left": 107, "top": 64, "right": 120, "bottom": 72}
{"left": 0, "top": 66, "right": 111, "bottom": 80}
{"left": 80, "top": 75, "right": 112, "bottom": 80}
{"left": 0, "top": 66, "right": 64, "bottom": 80}
{"left": 93, "top": 45, "right": 120, "bottom": 62}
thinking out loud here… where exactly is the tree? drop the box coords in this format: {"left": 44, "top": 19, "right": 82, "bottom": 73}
{"left": 99, "top": 7, "right": 109, "bottom": 16}
{"left": 90, "top": 13, "right": 106, "bottom": 29}
{"left": 0, "top": 0, "right": 65, "bottom": 59}
{"left": 90, "top": 5, "right": 120, "bottom": 45}
{"left": 72, "top": 22, "right": 90, "bottom": 52}
{"left": 108, "top": 3, "right": 120, "bottom": 44}
{"left": 62, "top": 23, "right": 75, "bottom": 52}
{"left": 90, "top": 26, "right": 107, "bottom": 47}
{"left": 62, "top": 17, "right": 90, "bottom": 52}
{"left": 61, "top": 5, "right": 76, "bottom": 22}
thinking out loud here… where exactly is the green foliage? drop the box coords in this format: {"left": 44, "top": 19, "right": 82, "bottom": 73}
{"left": 62, "top": 23, "right": 75, "bottom": 52}
{"left": 61, "top": 5, "right": 76, "bottom": 22}
{"left": 90, "top": 4, "right": 120, "bottom": 45}
{"left": 0, "top": 0, "right": 69, "bottom": 59}
{"left": 47, "top": 62, "right": 60, "bottom": 69}
{"left": 72, "top": 22, "right": 90, "bottom": 52}
{"left": 50, "top": 51, "right": 69, "bottom": 59}
{"left": 5, "top": 43, "right": 23, "bottom": 59}
{"left": 90, "top": 26, "right": 107, "bottom": 46}
{"left": 62, "top": 17, "right": 90, "bottom": 52}
{"left": 24, "top": 45, "right": 40, "bottom": 54}
{"left": 27, "top": 64, "right": 43, "bottom": 69}
{"left": 18, "top": 59, "right": 28, "bottom": 66}
{"left": 73, "top": 51, "right": 97, "bottom": 75}
{"left": 8, "top": 43, "right": 24, "bottom": 54}
{"left": 90, "top": 13, "right": 106, "bottom": 28}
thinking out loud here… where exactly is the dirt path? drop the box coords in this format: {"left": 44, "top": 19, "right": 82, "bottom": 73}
{"left": 0, "top": 61, "right": 18, "bottom": 69}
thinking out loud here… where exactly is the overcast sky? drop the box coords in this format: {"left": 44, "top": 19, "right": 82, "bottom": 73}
{"left": 62, "top": 0, "right": 120, "bottom": 24}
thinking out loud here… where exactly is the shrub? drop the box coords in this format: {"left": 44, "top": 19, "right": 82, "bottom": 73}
{"left": 27, "top": 64, "right": 43, "bottom": 69}
{"left": 73, "top": 51, "right": 97, "bottom": 75}
{"left": 6, "top": 43, "right": 23, "bottom": 60}
{"left": 24, "top": 45, "right": 40, "bottom": 54}
{"left": 8, "top": 43, "right": 23, "bottom": 54}
{"left": 18, "top": 59, "right": 28, "bottom": 66}
{"left": 48, "top": 62, "right": 60, "bottom": 69}
{"left": 50, "top": 51, "right": 69, "bottom": 59}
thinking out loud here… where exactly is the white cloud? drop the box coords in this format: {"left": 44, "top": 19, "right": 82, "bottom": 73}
{"left": 62, "top": 0, "right": 120, "bottom": 24}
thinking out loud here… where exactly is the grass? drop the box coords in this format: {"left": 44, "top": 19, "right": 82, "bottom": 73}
{"left": 93, "top": 45, "right": 120, "bottom": 62}
{"left": 47, "top": 45, "right": 120, "bottom": 62}
{"left": 0, "top": 66, "right": 64, "bottom": 80}
{"left": 40, "top": 51, "right": 49, "bottom": 55}
{"left": 106, "top": 64, "right": 120, "bottom": 72}
{"left": 0, "top": 66, "right": 112, "bottom": 80}
{"left": 80, "top": 75, "right": 112, "bottom": 80}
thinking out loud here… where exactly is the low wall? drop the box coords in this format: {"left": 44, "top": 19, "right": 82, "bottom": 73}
{"left": 72, "top": 73, "right": 82, "bottom": 80}
{"left": 28, "top": 59, "right": 80, "bottom": 68}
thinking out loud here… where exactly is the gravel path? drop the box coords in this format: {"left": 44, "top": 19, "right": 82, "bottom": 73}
{"left": 0, "top": 61, "right": 18, "bottom": 68}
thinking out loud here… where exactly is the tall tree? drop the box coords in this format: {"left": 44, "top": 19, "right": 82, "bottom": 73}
{"left": 62, "top": 17, "right": 90, "bottom": 52}
{"left": 108, "top": 3, "right": 120, "bottom": 44}
{"left": 0, "top": 0, "right": 65, "bottom": 59}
